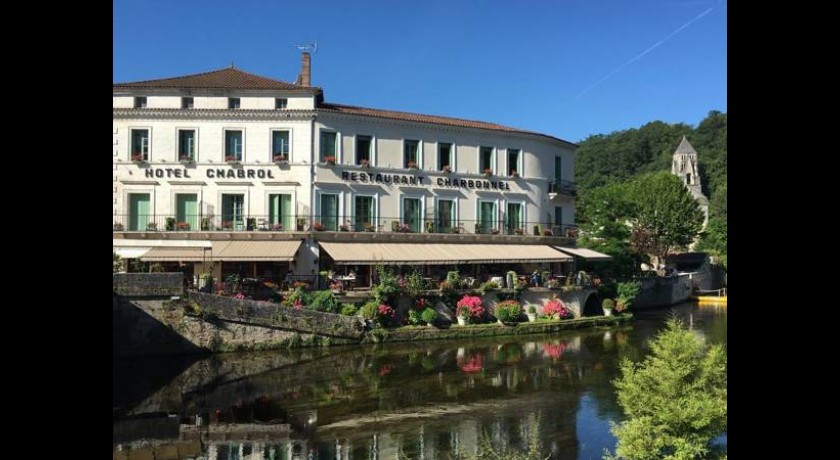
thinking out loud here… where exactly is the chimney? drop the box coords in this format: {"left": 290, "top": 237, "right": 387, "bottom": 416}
{"left": 296, "top": 52, "right": 311, "bottom": 87}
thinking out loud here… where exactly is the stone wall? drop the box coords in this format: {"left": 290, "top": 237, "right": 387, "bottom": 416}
{"left": 113, "top": 273, "right": 183, "bottom": 297}
{"left": 478, "top": 288, "right": 595, "bottom": 318}
{"left": 187, "top": 292, "right": 366, "bottom": 340}
{"left": 113, "top": 295, "right": 205, "bottom": 357}
{"left": 633, "top": 274, "right": 693, "bottom": 308}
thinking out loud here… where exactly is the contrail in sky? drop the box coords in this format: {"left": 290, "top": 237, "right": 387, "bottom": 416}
{"left": 576, "top": 1, "right": 720, "bottom": 99}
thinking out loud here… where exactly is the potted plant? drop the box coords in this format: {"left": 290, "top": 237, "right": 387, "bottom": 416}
{"left": 543, "top": 298, "right": 573, "bottom": 320}
{"left": 421, "top": 307, "right": 437, "bottom": 326}
{"left": 510, "top": 170, "right": 519, "bottom": 177}
{"left": 270, "top": 223, "right": 284, "bottom": 231}
{"left": 312, "top": 221, "right": 326, "bottom": 231}
{"left": 602, "top": 298, "right": 615, "bottom": 317}
{"left": 296, "top": 218, "right": 306, "bottom": 231}
{"left": 526, "top": 305, "right": 537, "bottom": 322}
{"left": 364, "top": 222, "right": 375, "bottom": 232}
{"left": 200, "top": 217, "right": 211, "bottom": 231}
{"left": 514, "top": 228, "right": 524, "bottom": 235}
{"left": 221, "top": 220, "right": 233, "bottom": 230}
{"left": 146, "top": 222, "right": 158, "bottom": 231}
{"left": 456, "top": 295, "right": 484, "bottom": 325}
{"left": 483, "top": 168, "right": 493, "bottom": 177}
{"left": 456, "top": 306, "right": 470, "bottom": 326}
{"left": 323, "top": 155, "right": 336, "bottom": 165}
{"left": 359, "top": 158, "right": 371, "bottom": 168}
{"left": 165, "top": 217, "right": 176, "bottom": 231}
{"left": 131, "top": 153, "right": 145, "bottom": 163}
{"left": 113, "top": 222, "right": 124, "bottom": 231}
{"left": 179, "top": 155, "right": 194, "bottom": 164}
{"left": 406, "top": 161, "right": 419, "bottom": 170}
{"left": 176, "top": 221, "right": 190, "bottom": 231}
{"left": 496, "top": 300, "right": 522, "bottom": 324}
{"left": 273, "top": 154, "right": 288, "bottom": 164}
{"left": 442, "top": 164, "right": 452, "bottom": 173}
{"left": 225, "top": 155, "right": 239, "bottom": 164}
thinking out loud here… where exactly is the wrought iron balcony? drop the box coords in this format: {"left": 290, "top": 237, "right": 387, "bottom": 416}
{"left": 548, "top": 180, "right": 577, "bottom": 197}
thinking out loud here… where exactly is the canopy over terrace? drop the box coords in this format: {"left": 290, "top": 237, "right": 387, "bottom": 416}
{"left": 318, "top": 242, "right": 572, "bottom": 265}
{"left": 553, "top": 246, "right": 613, "bottom": 261}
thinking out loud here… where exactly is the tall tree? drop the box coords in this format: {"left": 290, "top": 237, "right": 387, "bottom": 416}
{"left": 628, "top": 172, "right": 704, "bottom": 265}
{"left": 577, "top": 182, "right": 641, "bottom": 277}
{"left": 608, "top": 319, "right": 727, "bottom": 459}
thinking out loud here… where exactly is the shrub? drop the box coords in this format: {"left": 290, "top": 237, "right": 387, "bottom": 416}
{"left": 527, "top": 305, "right": 537, "bottom": 314}
{"left": 456, "top": 295, "right": 485, "bottom": 322}
{"left": 479, "top": 280, "right": 500, "bottom": 293}
{"left": 308, "top": 290, "right": 341, "bottom": 313}
{"left": 421, "top": 307, "right": 437, "bottom": 325}
{"left": 602, "top": 298, "right": 615, "bottom": 310}
{"left": 616, "top": 281, "right": 642, "bottom": 310}
{"left": 377, "top": 304, "right": 397, "bottom": 328}
{"left": 496, "top": 305, "right": 520, "bottom": 323}
{"left": 359, "top": 301, "right": 379, "bottom": 320}
{"left": 408, "top": 309, "right": 424, "bottom": 326}
{"left": 341, "top": 303, "right": 358, "bottom": 316}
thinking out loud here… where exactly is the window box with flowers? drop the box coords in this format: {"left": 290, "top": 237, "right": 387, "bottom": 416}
{"left": 176, "top": 221, "right": 191, "bottom": 231}
{"left": 322, "top": 156, "right": 336, "bottom": 166}
{"left": 359, "top": 159, "right": 371, "bottom": 169}
{"left": 131, "top": 154, "right": 146, "bottom": 164}
{"left": 363, "top": 222, "right": 375, "bottom": 232}
{"left": 483, "top": 168, "right": 493, "bottom": 177}
{"left": 514, "top": 228, "right": 524, "bottom": 235}
{"left": 273, "top": 154, "right": 289, "bottom": 165}
{"left": 179, "top": 155, "right": 194, "bottom": 164}
{"left": 221, "top": 221, "right": 233, "bottom": 230}
{"left": 510, "top": 170, "right": 519, "bottom": 177}
{"left": 442, "top": 165, "right": 452, "bottom": 173}
{"left": 406, "top": 161, "right": 419, "bottom": 170}
{"left": 113, "top": 222, "right": 124, "bottom": 231}
{"left": 312, "top": 221, "right": 326, "bottom": 231}
{"left": 225, "top": 155, "right": 241, "bottom": 165}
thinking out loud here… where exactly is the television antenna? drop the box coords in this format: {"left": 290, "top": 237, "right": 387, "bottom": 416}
{"left": 293, "top": 42, "right": 318, "bottom": 54}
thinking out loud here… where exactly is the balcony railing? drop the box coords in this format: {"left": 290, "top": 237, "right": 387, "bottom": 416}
{"left": 548, "top": 180, "right": 576, "bottom": 197}
{"left": 113, "top": 214, "right": 579, "bottom": 238}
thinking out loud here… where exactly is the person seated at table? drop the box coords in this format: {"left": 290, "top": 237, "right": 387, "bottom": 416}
{"left": 347, "top": 269, "right": 356, "bottom": 279}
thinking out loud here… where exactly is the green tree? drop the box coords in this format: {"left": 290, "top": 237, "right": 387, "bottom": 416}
{"left": 576, "top": 182, "right": 642, "bottom": 277}
{"left": 696, "top": 218, "right": 727, "bottom": 267}
{"left": 628, "top": 172, "right": 704, "bottom": 265}
{"left": 608, "top": 319, "right": 727, "bottom": 459}
{"left": 113, "top": 251, "right": 123, "bottom": 273}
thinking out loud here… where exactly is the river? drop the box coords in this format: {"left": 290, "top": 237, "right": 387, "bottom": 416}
{"left": 113, "top": 301, "right": 726, "bottom": 459}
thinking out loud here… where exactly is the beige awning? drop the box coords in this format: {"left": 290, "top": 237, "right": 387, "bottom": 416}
{"left": 141, "top": 246, "right": 209, "bottom": 262}
{"left": 211, "top": 241, "right": 302, "bottom": 261}
{"left": 554, "top": 246, "right": 613, "bottom": 261}
{"left": 113, "top": 247, "right": 150, "bottom": 259}
{"left": 319, "top": 243, "right": 572, "bottom": 265}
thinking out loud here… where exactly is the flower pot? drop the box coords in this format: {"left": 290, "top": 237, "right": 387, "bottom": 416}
{"left": 527, "top": 313, "right": 537, "bottom": 322}
{"left": 603, "top": 308, "right": 613, "bottom": 317}
{"left": 457, "top": 316, "right": 468, "bottom": 326}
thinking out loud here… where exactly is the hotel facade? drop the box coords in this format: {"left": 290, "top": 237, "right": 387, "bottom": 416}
{"left": 113, "top": 53, "right": 601, "bottom": 286}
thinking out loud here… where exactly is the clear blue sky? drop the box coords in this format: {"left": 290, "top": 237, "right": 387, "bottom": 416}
{"left": 113, "top": 0, "right": 726, "bottom": 143}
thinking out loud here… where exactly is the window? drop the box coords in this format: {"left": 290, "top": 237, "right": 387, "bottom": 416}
{"left": 221, "top": 194, "right": 245, "bottom": 229}
{"left": 437, "top": 199, "right": 454, "bottom": 233}
{"left": 181, "top": 97, "right": 194, "bottom": 109}
{"left": 356, "top": 135, "right": 372, "bottom": 165}
{"left": 403, "top": 197, "right": 422, "bottom": 233}
{"left": 176, "top": 194, "right": 198, "bottom": 230}
{"left": 134, "top": 97, "right": 147, "bottom": 108}
{"left": 478, "top": 201, "right": 496, "bottom": 234}
{"left": 320, "top": 131, "right": 337, "bottom": 162}
{"left": 272, "top": 130, "right": 290, "bottom": 160}
{"left": 269, "top": 194, "right": 293, "bottom": 230}
{"left": 506, "top": 203, "right": 523, "bottom": 234}
{"left": 128, "top": 193, "right": 150, "bottom": 231}
{"left": 275, "top": 98, "right": 288, "bottom": 109}
{"left": 225, "top": 130, "right": 243, "bottom": 161}
{"left": 507, "top": 149, "right": 520, "bottom": 177}
{"left": 554, "top": 156, "right": 562, "bottom": 182}
{"left": 228, "top": 97, "right": 240, "bottom": 109}
{"left": 130, "top": 129, "right": 149, "bottom": 161}
{"left": 404, "top": 140, "right": 419, "bottom": 168}
{"left": 554, "top": 207, "right": 563, "bottom": 226}
{"left": 479, "top": 146, "right": 493, "bottom": 174}
{"left": 438, "top": 143, "right": 453, "bottom": 171}
{"left": 178, "top": 130, "right": 195, "bottom": 161}
{"left": 354, "top": 196, "right": 375, "bottom": 231}
{"left": 319, "top": 194, "right": 339, "bottom": 231}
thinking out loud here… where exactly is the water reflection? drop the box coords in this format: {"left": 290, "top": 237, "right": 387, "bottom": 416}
{"left": 113, "top": 301, "right": 725, "bottom": 459}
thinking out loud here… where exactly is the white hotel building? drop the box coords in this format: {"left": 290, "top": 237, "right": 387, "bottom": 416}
{"left": 113, "top": 53, "right": 603, "bottom": 286}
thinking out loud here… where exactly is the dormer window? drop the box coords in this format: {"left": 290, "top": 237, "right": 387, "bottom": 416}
{"left": 134, "top": 97, "right": 147, "bottom": 108}
{"left": 275, "top": 98, "right": 288, "bottom": 109}
{"left": 228, "top": 97, "right": 240, "bottom": 109}
{"left": 181, "top": 97, "right": 194, "bottom": 109}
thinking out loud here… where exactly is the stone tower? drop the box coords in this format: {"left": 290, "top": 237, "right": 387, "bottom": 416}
{"left": 672, "top": 135, "right": 709, "bottom": 226}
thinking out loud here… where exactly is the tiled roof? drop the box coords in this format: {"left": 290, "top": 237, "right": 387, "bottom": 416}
{"left": 674, "top": 135, "right": 698, "bottom": 155}
{"left": 113, "top": 67, "right": 311, "bottom": 91}
{"left": 317, "top": 102, "right": 575, "bottom": 146}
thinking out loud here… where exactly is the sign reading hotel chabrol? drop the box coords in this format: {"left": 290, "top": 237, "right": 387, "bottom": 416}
{"left": 341, "top": 171, "right": 512, "bottom": 190}
{"left": 144, "top": 168, "right": 277, "bottom": 179}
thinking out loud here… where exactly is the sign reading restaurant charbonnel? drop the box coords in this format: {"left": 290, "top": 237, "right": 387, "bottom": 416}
{"left": 340, "top": 171, "right": 512, "bottom": 190}
{"left": 143, "top": 168, "right": 278, "bottom": 179}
